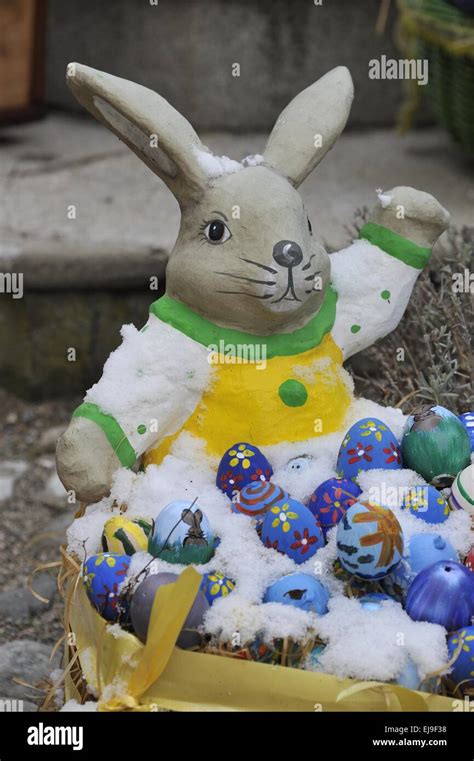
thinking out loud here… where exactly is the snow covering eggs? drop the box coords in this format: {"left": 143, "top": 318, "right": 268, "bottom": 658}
{"left": 458, "top": 412, "right": 474, "bottom": 451}
{"left": 101, "top": 515, "right": 153, "bottom": 555}
{"left": 448, "top": 464, "right": 474, "bottom": 515}
{"left": 336, "top": 501, "right": 404, "bottom": 580}
{"left": 447, "top": 626, "right": 474, "bottom": 692}
{"left": 405, "top": 560, "right": 474, "bottom": 630}
{"left": 200, "top": 571, "right": 235, "bottom": 605}
{"left": 393, "top": 659, "right": 420, "bottom": 690}
{"left": 358, "top": 593, "right": 392, "bottom": 610}
{"left": 285, "top": 455, "right": 313, "bottom": 473}
{"left": 401, "top": 404, "right": 471, "bottom": 486}
{"left": 260, "top": 498, "right": 324, "bottom": 564}
{"left": 148, "top": 500, "right": 215, "bottom": 564}
{"left": 216, "top": 442, "right": 273, "bottom": 499}
{"left": 82, "top": 552, "right": 130, "bottom": 622}
{"left": 130, "top": 572, "right": 209, "bottom": 648}
{"left": 263, "top": 573, "right": 329, "bottom": 615}
{"left": 308, "top": 477, "right": 361, "bottom": 538}
{"left": 231, "top": 480, "right": 288, "bottom": 530}
{"left": 336, "top": 418, "right": 402, "bottom": 482}
{"left": 401, "top": 485, "right": 450, "bottom": 524}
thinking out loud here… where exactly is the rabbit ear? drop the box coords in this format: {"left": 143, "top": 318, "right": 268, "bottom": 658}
{"left": 66, "top": 63, "right": 209, "bottom": 203}
{"left": 263, "top": 67, "right": 354, "bottom": 188}
{"left": 194, "top": 509, "right": 203, "bottom": 523}
{"left": 181, "top": 509, "right": 193, "bottom": 525}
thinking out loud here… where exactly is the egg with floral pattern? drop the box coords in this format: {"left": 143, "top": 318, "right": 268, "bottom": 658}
{"left": 260, "top": 498, "right": 324, "bottom": 564}
{"left": 216, "top": 442, "right": 273, "bottom": 499}
{"left": 308, "top": 477, "right": 362, "bottom": 538}
{"left": 336, "top": 501, "right": 404, "bottom": 580}
{"left": 102, "top": 515, "right": 154, "bottom": 555}
{"left": 402, "top": 485, "right": 451, "bottom": 524}
{"left": 458, "top": 412, "right": 474, "bottom": 452}
{"left": 447, "top": 626, "right": 474, "bottom": 692}
{"left": 82, "top": 552, "right": 131, "bottom": 622}
{"left": 231, "top": 480, "right": 288, "bottom": 530}
{"left": 263, "top": 573, "right": 329, "bottom": 615}
{"left": 336, "top": 418, "right": 402, "bottom": 482}
{"left": 200, "top": 571, "right": 235, "bottom": 605}
{"left": 406, "top": 560, "right": 474, "bottom": 630}
{"left": 401, "top": 404, "right": 471, "bottom": 487}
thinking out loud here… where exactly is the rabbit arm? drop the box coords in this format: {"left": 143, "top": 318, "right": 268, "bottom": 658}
{"left": 56, "top": 313, "right": 211, "bottom": 502}
{"left": 330, "top": 187, "right": 449, "bottom": 360}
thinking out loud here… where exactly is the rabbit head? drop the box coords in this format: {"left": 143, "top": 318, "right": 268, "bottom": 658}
{"left": 66, "top": 64, "right": 353, "bottom": 334}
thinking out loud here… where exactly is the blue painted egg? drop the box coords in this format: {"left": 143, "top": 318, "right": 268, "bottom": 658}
{"left": 392, "top": 659, "right": 420, "bottom": 690}
{"left": 408, "top": 533, "right": 458, "bottom": 573}
{"left": 148, "top": 500, "right": 215, "bottom": 564}
{"left": 447, "top": 626, "right": 474, "bottom": 692}
{"left": 231, "top": 480, "right": 288, "bottom": 530}
{"left": 406, "top": 560, "right": 474, "bottom": 630}
{"left": 336, "top": 501, "right": 404, "bottom": 580}
{"left": 401, "top": 404, "right": 471, "bottom": 487}
{"left": 82, "top": 552, "right": 131, "bottom": 622}
{"left": 261, "top": 498, "right": 324, "bottom": 564}
{"left": 216, "top": 442, "right": 273, "bottom": 499}
{"left": 381, "top": 558, "right": 414, "bottom": 602}
{"left": 308, "top": 477, "right": 362, "bottom": 538}
{"left": 358, "top": 592, "right": 393, "bottom": 610}
{"left": 402, "top": 485, "right": 451, "bottom": 524}
{"left": 263, "top": 573, "right": 329, "bottom": 615}
{"left": 200, "top": 571, "right": 235, "bottom": 605}
{"left": 458, "top": 412, "right": 474, "bottom": 451}
{"left": 336, "top": 418, "right": 402, "bottom": 482}
{"left": 286, "top": 455, "right": 313, "bottom": 473}
{"left": 306, "top": 644, "right": 326, "bottom": 670}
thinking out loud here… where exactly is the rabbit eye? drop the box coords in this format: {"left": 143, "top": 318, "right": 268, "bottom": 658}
{"left": 307, "top": 217, "right": 313, "bottom": 235}
{"left": 203, "top": 219, "right": 231, "bottom": 244}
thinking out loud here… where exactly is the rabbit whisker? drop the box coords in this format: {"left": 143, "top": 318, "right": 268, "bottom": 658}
{"left": 304, "top": 270, "right": 321, "bottom": 281}
{"left": 302, "top": 254, "right": 316, "bottom": 271}
{"left": 240, "top": 257, "right": 278, "bottom": 274}
{"left": 214, "top": 271, "right": 276, "bottom": 286}
{"left": 216, "top": 290, "right": 274, "bottom": 300}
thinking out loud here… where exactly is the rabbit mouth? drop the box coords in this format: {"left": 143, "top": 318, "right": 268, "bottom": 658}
{"left": 214, "top": 256, "right": 321, "bottom": 305}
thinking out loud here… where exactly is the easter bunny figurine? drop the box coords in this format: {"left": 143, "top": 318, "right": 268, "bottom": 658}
{"left": 56, "top": 63, "right": 450, "bottom": 504}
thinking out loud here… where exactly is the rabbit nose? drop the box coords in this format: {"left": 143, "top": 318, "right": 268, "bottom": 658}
{"left": 272, "top": 240, "right": 303, "bottom": 268}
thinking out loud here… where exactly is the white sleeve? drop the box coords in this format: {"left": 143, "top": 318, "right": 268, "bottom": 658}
{"left": 74, "top": 313, "right": 211, "bottom": 466}
{"left": 330, "top": 230, "right": 430, "bottom": 360}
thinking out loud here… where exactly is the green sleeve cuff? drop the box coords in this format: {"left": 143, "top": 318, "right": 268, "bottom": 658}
{"left": 359, "top": 222, "right": 431, "bottom": 270}
{"left": 73, "top": 402, "right": 136, "bottom": 468}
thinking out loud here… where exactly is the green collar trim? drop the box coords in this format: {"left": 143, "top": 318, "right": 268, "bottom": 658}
{"left": 359, "top": 222, "right": 431, "bottom": 270}
{"left": 149, "top": 287, "right": 338, "bottom": 358}
{"left": 73, "top": 402, "right": 136, "bottom": 468}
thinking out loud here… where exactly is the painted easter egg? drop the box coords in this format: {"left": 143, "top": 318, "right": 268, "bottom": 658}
{"left": 263, "top": 573, "right": 329, "bottom": 615}
{"left": 336, "top": 418, "right": 402, "bottom": 482}
{"left": 392, "top": 659, "right": 420, "bottom": 691}
{"left": 408, "top": 533, "right": 458, "bottom": 574}
{"left": 308, "top": 477, "right": 362, "bottom": 538}
{"left": 458, "top": 412, "right": 474, "bottom": 451}
{"left": 465, "top": 548, "right": 474, "bottom": 572}
{"left": 286, "top": 455, "right": 313, "bottom": 473}
{"left": 216, "top": 442, "right": 273, "bottom": 499}
{"left": 306, "top": 644, "right": 326, "bottom": 670}
{"left": 200, "top": 571, "right": 235, "bottom": 605}
{"left": 449, "top": 464, "right": 474, "bottom": 515}
{"left": 148, "top": 500, "right": 215, "bottom": 565}
{"left": 261, "top": 498, "right": 324, "bottom": 564}
{"left": 401, "top": 405, "right": 471, "bottom": 487}
{"left": 247, "top": 637, "right": 302, "bottom": 667}
{"left": 402, "top": 485, "right": 451, "bottom": 524}
{"left": 336, "top": 501, "right": 404, "bottom": 580}
{"left": 101, "top": 515, "right": 154, "bottom": 555}
{"left": 130, "top": 572, "right": 209, "bottom": 648}
{"left": 358, "top": 593, "right": 393, "bottom": 610}
{"left": 231, "top": 480, "right": 288, "bottom": 530}
{"left": 447, "top": 626, "right": 474, "bottom": 692}
{"left": 406, "top": 560, "right": 474, "bottom": 630}
{"left": 82, "top": 552, "right": 131, "bottom": 622}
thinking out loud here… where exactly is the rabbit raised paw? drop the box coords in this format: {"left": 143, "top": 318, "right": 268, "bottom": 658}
{"left": 56, "top": 64, "right": 449, "bottom": 504}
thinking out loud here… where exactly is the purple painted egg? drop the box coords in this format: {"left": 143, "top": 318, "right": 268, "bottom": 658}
{"left": 336, "top": 418, "right": 402, "bottom": 482}
{"left": 308, "top": 477, "right": 362, "bottom": 538}
{"left": 405, "top": 560, "right": 474, "bottom": 631}
{"left": 216, "top": 442, "right": 273, "bottom": 499}
{"left": 231, "top": 480, "right": 288, "bottom": 530}
{"left": 260, "top": 498, "right": 324, "bottom": 565}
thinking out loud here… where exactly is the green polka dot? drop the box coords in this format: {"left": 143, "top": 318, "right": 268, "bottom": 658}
{"left": 350, "top": 324, "right": 361, "bottom": 334}
{"left": 278, "top": 379, "right": 308, "bottom": 407}
{"left": 381, "top": 290, "right": 391, "bottom": 300}
{"left": 137, "top": 424, "right": 147, "bottom": 435}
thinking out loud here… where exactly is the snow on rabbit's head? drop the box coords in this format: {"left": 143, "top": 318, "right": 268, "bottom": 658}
{"left": 66, "top": 63, "right": 353, "bottom": 334}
